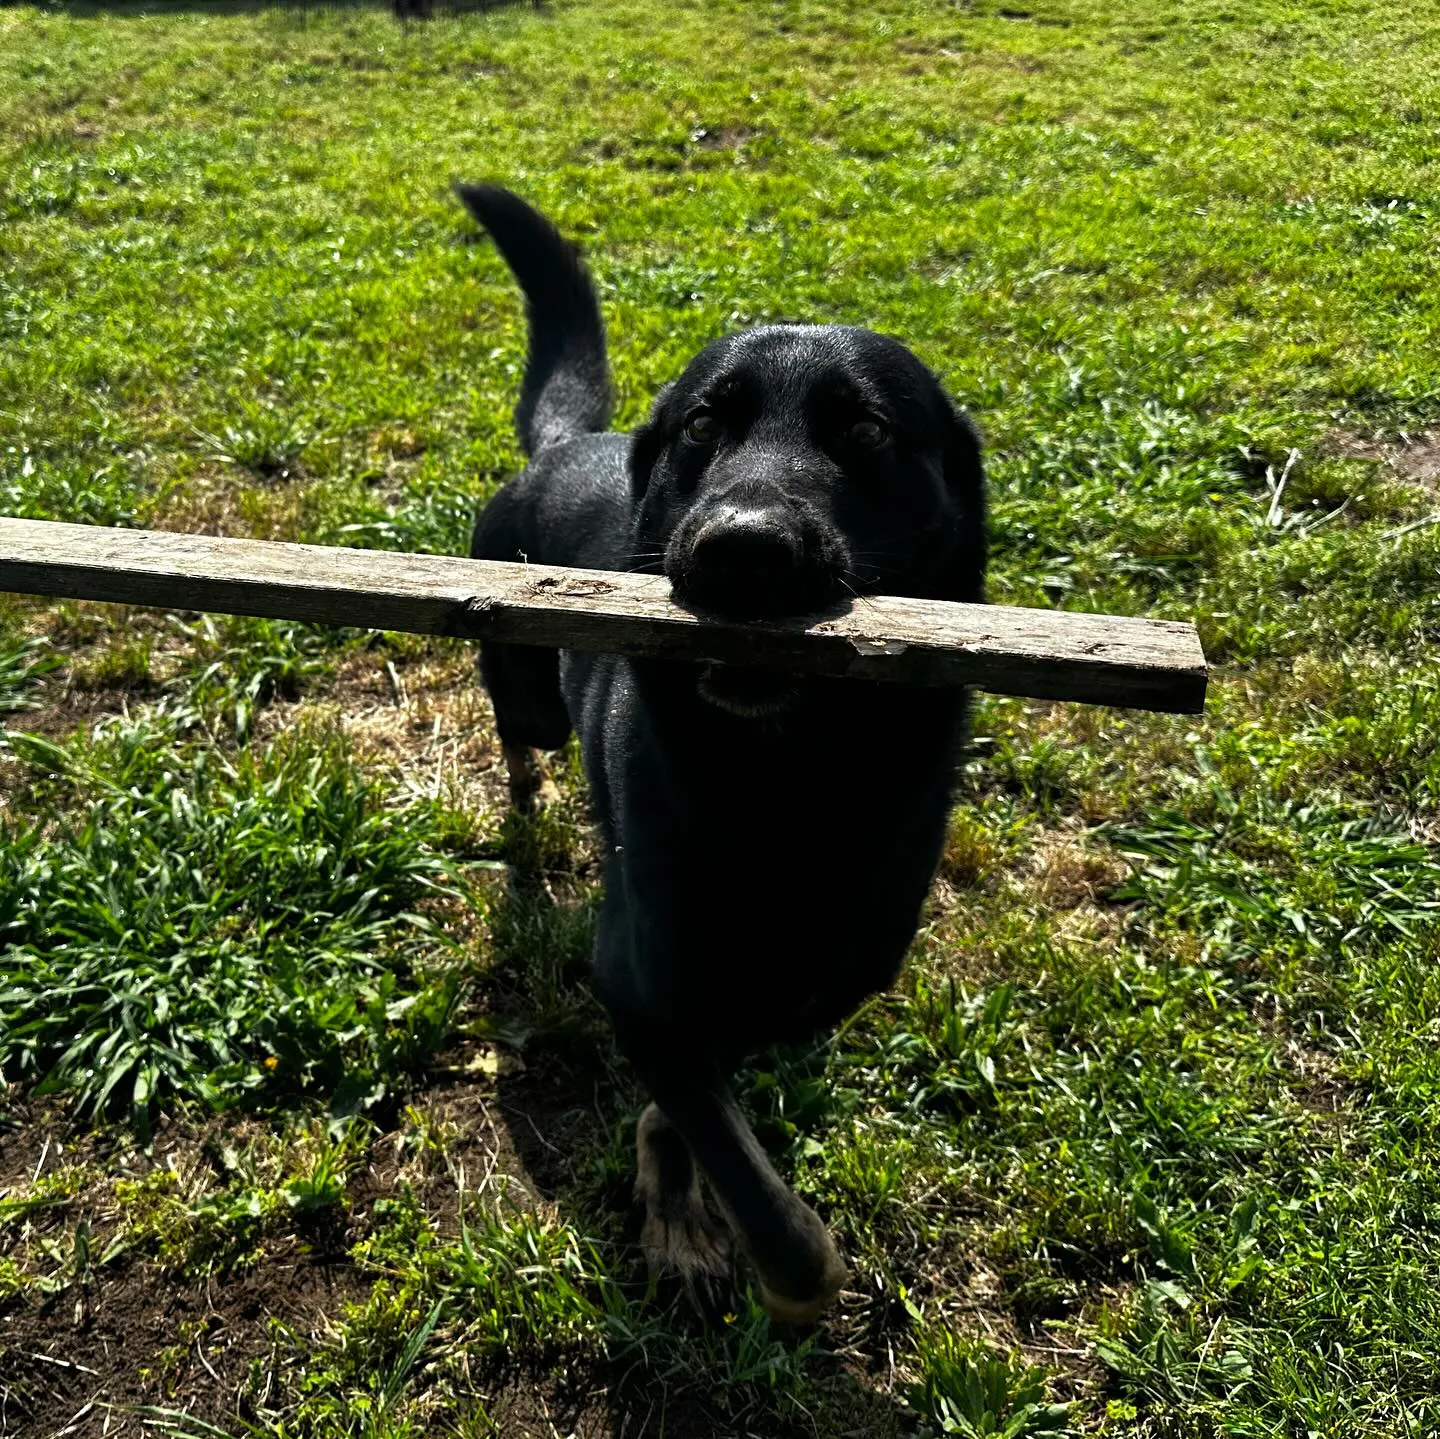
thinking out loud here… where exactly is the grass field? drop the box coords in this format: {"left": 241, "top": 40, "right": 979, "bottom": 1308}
{"left": 2, "top": 0, "right": 1440, "bottom": 1433}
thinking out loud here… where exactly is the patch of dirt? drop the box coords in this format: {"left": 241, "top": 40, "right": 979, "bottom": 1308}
{"left": 1019, "top": 1316, "right": 1108, "bottom": 1406}
{"left": 0, "top": 1104, "right": 365, "bottom": 1439}
{"left": 689, "top": 123, "right": 760, "bottom": 151}
{"left": 401, "top": 1074, "right": 539, "bottom": 1219}
{"left": 1281, "top": 1039, "right": 1351, "bottom": 1117}
{"left": 148, "top": 465, "right": 314, "bottom": 543}
{"left": 0, "top": 1096, "right": 86, "bottom": 1196}
{"left": 478, "top": 1380, "right": 615, "bottom": 1439}
{"left": 489, "top": 1059, "right": 615, "bottom": 1202}
{"left": 1028, "top": 830, "right": 1128, "bottom": 910}
{"left": 0, "top": 1254, "right": 359, "bottom": 1439}
{"left": 1328, "top": 427, "right": 1440, "bottom": 491}
{"left": 478, "top": 1361, "right": 912, "bottom": 1439}
{"left": 0, "top": 1062, "right": 592, "bottom": 1438}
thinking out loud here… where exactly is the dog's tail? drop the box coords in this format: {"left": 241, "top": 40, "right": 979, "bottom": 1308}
{"left": 455, "top": 183, "right": 613, "bottom": 457}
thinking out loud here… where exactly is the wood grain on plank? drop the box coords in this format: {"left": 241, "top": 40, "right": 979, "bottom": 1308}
{"left": 0, "top": 518, "right": 1207, "bottom": 713}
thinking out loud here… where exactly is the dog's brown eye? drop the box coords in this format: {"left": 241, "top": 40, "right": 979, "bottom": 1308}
{"left": 684, "top": 412, "right": 721, "bottom": 445}
{"left": 850, "top": 418, "right": 887, "bottom": 449}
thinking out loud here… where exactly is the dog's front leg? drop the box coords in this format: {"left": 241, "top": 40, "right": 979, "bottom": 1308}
{"left": 633, "top": 1100, "right": 734, "bottom": 1313}
{"left": 618, "top": 1026, "right": 847, "bottom": 1324}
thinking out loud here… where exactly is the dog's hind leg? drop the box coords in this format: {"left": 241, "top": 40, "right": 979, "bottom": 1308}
{"left": 635, "top": 1102, "right": 734, "bottom": 1313}
{"left": 500, "top": 741, "right": 553, "bottom": 815}
{"left": 478, "top": 641, "right": 571, "bottom": 813}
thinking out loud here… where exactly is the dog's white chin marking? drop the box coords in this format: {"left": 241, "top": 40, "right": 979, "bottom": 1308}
{"left": 697, "top": 666, "right": 796, "bottom": 719}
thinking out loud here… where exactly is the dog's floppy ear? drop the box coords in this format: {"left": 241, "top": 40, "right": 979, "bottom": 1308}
{"left": 939, "top": 400, "right": 988, "bottom": 603}
{"left": 628, "top": 384, "right": 675, "bottom": 499}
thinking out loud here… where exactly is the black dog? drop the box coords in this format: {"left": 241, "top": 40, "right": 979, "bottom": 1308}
{"left": 458, "top": 185, "right": 986, "bottom": 1322}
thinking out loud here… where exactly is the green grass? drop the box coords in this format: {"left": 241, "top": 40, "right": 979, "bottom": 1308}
{"left": 0, "top": 636, "right": 63, "bottom": 712}
{"left": 0, "top": 709, "right": 465, "bottom": 1135}
{"left": 2, "top": 0, "right": 1440, "bottom": 1434}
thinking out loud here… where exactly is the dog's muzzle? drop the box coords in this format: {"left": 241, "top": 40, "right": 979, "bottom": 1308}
{"left": 669, "top": 506, "right": 842, "bottom": 621}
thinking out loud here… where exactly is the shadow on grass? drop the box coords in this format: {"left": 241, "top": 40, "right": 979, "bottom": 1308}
{"left": 481, "top": 812, "right": 622, "bottom": 1201}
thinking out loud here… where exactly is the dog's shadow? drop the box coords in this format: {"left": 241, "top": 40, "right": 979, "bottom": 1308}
{"left": 471, "top": 814, "right": 916, "bottom": 1438}
{"left": 485, "top": 871, "right": 616, "bottom": 1193}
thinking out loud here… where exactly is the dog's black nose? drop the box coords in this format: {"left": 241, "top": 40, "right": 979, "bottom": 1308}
{"left": 677, "top": 508, "right": 838, "bottom": 619}
{"left": 690, "top": 511, "right": 799, "bottom": 585}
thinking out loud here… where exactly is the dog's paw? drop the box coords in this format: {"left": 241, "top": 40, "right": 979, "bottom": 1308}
{"left": 639, "top": 1194, "right": 735, "bottom": 1316}
{"left": 502, "top": 742, "right": 560, "bottom": 814}
{"left": 749, "top": 1207, "right": 848, "bottom": 1326}
{"left": 756, "top": 1249, "right": 847, "bottom": 1326}
{"left": 635, "top": 1102, "right": 735, "bottom": 1315}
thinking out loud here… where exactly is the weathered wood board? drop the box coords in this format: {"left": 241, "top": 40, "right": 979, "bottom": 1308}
{"left": 0, "top": 518, "right": 1207, "bottom": 713}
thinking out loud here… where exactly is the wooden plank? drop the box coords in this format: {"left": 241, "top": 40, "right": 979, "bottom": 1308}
{"left": 0, "top": 518, "right": 1207, "bottom": 713}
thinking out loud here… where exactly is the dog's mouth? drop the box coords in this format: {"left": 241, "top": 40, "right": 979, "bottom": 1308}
{"left": 670, "top": 569, "right": 843, "bottom": 622}
{"left": 664, "top": 508, "right": 849, "bottom": 622}
{"left": 696, "top": 664, "right": 797, "bottom": 719}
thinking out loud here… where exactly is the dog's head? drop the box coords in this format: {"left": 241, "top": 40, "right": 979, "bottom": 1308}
{"left": 627, "top": 325, "right": 986, "bottom": 715}
{"left": 630, "top": 325, "right": 985, "bottom": 615}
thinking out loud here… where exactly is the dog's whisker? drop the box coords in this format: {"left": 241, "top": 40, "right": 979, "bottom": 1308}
{"left": 840, "top": 572, "right": 884, "bottom": 613}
